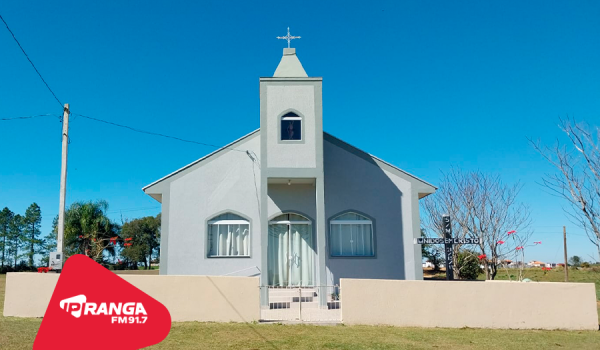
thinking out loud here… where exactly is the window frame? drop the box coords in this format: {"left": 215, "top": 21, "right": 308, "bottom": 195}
{"left": 279, "top": 111, "right": 304, "bottom": 143}
{"left": 206, "top": 212, "right": 251, "bottom": 258}
{"left": 328, "top": 211, "right": 376, "bottom": 258}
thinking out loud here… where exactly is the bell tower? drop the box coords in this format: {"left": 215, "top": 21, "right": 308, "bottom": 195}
{"left": 259, "top": 47, "right": 323, "bottom": 171}
{"left": 259, "top": 39, "right": 327, "bottom": 304}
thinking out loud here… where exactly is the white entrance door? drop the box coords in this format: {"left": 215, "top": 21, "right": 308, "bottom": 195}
{"left": 268, "top": 213, "right": 314, "bottom": 286}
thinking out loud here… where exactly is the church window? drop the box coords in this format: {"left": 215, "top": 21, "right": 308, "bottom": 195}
{"left": 329, "top": 212, "right": 374, "bottom": 257}
{"left": 281, "top": 113, "right": 302, "bottom": 141}
{"left": 207, "top": 213, "right": 250, "bottom": 257}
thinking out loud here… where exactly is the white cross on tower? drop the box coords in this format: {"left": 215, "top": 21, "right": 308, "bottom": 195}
{"left": 277, "top": 27, "right": 301, "bottom": 48}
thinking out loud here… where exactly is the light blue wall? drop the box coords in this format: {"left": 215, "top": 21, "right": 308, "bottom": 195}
{"left": 149, "top": 131, "right": 426, "bottom": 283}
{"left": 162, "top": 133, "right": 262, "bottom": 276}
{"left": 323, "top": 138, "right": 417, "bottom": 285}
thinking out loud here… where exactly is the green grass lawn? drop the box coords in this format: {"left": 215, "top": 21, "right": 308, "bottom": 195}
{"left": 1, "top": 274, "right": 599, "bottom": 349}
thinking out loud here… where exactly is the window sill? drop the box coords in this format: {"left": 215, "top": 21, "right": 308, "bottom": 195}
{"left": 207, "top": 255, "right": 252, "bottom": 258}
{"left": 329, "top": 255, "right": 376, "bottom": 259}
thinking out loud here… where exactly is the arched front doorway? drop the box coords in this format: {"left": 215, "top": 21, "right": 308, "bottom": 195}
{"left": 267, "top": 213, "right": 315, "bottom": 286}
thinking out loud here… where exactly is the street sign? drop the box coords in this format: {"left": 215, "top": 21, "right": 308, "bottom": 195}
{"left": 415, "top": 215, "right": 480, "bottom": 280}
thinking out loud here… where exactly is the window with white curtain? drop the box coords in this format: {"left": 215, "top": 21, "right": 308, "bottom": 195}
{"left": 329, "top": 212, "right": 374, "bottom": 257}
{"left": 207, "top": 213, "right": 250, "bottom": 257}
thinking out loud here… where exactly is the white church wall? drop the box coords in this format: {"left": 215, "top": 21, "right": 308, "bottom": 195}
{"left": 323, "top": 139, "right": 416, "bottom": 285}
{"left": 165, "top": 134, "right": 262, "bottom": 276}
{"left": 267, "top": 184, "right": 316, "bottom": 220}
{"left": 265, "top": 84, "right": 317, "bottom": 168}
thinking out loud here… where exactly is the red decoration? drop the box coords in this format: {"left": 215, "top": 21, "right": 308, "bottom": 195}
{"left": 534, "top": 241, "right": 542, "bottom": 245}
{"left": 125, "top": 238, "right": 133, "bottom": 241}
{"left": 37, "top": 267, "right": 51, "bottom": 273}
{"left": 497, "top": 240, "right": 505, "bottom": 245}
{"left": 507, "top": 230, "right": 516, "bottom": 235}
{"left": 478, "top": 254, "right": 487, "bottom": 260}
{"left": 515, "top": 246, "right": 523, "bottom": 251}
{"left": 78, "top": 235, "right": 83, "bottom": 239}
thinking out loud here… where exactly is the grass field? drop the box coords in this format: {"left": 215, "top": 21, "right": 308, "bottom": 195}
{"left": 1, "top": 274, "right": 599, "bottom": 349}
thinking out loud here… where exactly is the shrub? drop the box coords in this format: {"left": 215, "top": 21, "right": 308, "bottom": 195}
{"left": 581, "top": 262, "right": 590, "bottom": 268}
{"left": 456, "top": 250, "right": 483, "bottom": 280}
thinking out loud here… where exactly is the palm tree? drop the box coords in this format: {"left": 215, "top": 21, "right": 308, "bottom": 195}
{"left": 55, "top": 200, "right": 120, "bottom": 263}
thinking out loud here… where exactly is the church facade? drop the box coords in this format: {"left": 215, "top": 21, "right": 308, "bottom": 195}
{"left": 143, "top": 48, "right": 436, "bottom": 289}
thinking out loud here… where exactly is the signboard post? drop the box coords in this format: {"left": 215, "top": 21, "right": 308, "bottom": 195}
{"left": 415, "top": 214, "right": 480, "bottom": 280}
{"left": 443, "top": 215, "right": 454, "bottom": 280}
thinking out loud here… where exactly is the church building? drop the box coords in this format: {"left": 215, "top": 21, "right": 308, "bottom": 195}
{"left": 143, "top": 46, "right": 436, "bottom": 291}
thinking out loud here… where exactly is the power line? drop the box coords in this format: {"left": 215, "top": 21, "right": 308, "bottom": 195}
{"left": 1, "top": 113, "right": 60, "bottom": 121}
{"left": 107, "top": 206, "right": 161, "bottom": 214}
{"left": 73, "top": 113, "right": 247, "bottom": 152}
{"left": 0, "top": 13, "right": 63, "bottom": 108}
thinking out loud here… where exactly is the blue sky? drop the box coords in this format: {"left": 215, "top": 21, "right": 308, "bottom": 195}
{"left": 1, "top": 1, "right": 599, "bottom": 263}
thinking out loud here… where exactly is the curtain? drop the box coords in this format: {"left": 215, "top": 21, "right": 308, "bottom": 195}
{"left": 209, "top": 224, "right": 249, "bottom": 256}
{"left": 268, "top": 223, "right": 314, "bottom": 286}
{"left": 296, "top": 224, "right": 314, "bottom": 286}
{"left": 268, "top": 224, "right": 288, "bottom": 286}
{"left": 330, "top": 223, "right": 373, "bottom": 257}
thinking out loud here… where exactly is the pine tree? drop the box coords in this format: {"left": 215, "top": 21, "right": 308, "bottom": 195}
{"left": 24, "top": 203, "right": 42, "bottom": 267}
{"left": 39, "top": 229, "right": 57, "bottom": 267}
{"left": 8, "top": 214, "right": 25, "bottom": 267}
{"left": 0, "top": 207, "right": 14, "bottom": 268}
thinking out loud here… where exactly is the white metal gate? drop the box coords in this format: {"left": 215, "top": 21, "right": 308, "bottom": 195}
{"left": 260, "top": 285, "right": 341, "bottom": 322}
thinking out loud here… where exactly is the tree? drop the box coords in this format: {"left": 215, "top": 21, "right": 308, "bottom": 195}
{"left": 39, "top": 224, "right": 57, "bottom": 267}
{"left": 420, "top": 229, "right": 442, "bottom": 272}
{"left": 8, "top": 214, "right": 25, "bottom": 267}
{"left": 121, "top": 215, "right": 161, "bottom": 270}
{"left": 421, "top": 168, "right": 532, "bottom": 280}
{"left": 54, "top": 200, "right": 120, "bottom": 263}
{"left": 531, "top": 118, "right": 600, "bottom": 261}
{"left": 23, "top": 203, "right": 42, "bottom": 267}
{"left": 0, "top": 207, "right": 14, "bottom": 267}
{"left": 568, "top": 255, "right": 582, "bottom": 267}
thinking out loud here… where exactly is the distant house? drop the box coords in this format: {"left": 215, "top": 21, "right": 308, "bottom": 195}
{"left": 528, "top": 260, "right": 545, "bottom": 267}
{"left": 423, "top": 261, "right": 434, "bottom": 269}
{"left": 545, "top": 263, "right": 558, "bottom": 268}
{"left": 499, "top": 259, "right": 515, "bottom": 267}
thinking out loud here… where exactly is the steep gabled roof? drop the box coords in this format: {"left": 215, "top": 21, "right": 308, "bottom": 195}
{"left": 142, "top": 129, "right": 436, "bottom": 201}
{"left": 323, "top": 132, "right": 437, "bottom": 197}
{"left": 142, "top": 129, "right": 259, "bottom": 200}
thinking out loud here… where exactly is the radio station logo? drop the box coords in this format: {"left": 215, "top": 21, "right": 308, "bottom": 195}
{"left": 34, "top": 255, "right": 171, "bottom": 349}
{"left": 59, "top": 294, "right": 148, "bottom": 323}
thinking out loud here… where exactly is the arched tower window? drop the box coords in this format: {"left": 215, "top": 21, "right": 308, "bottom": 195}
{"left": 281, "top": 112, "right": 302, "bottom": 141}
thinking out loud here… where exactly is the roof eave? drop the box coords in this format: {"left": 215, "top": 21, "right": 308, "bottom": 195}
{"left": 142, "top": 129, "right": 260, "bottom": 193}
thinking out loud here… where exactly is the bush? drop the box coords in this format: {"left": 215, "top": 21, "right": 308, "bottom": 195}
{"left": 581, "top": 262, "right": 590, "bottom": 268}
{"left": 1, "top": 263, "right": 41, "bottom": 274}
{"left": 456, "top": 250, "right": 483, "bottom": 280}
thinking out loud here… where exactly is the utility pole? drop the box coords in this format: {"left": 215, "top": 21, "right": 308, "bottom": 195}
{"left": 563, "top": 226, "right": 568, "bottom": 282}
{"left": 50, "top": 103, "right": 69, "bottom": 271}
